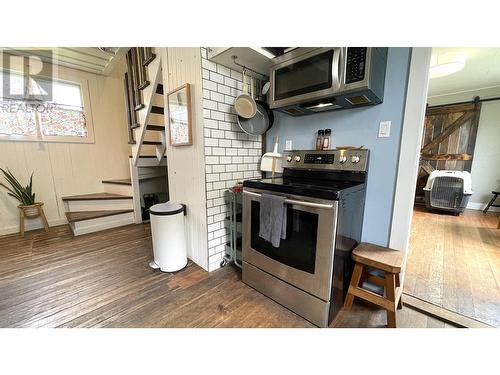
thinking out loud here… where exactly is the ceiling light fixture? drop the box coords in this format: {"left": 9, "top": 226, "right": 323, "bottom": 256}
{"left": 429, "top": 51, "right": 466, "bottom": 79}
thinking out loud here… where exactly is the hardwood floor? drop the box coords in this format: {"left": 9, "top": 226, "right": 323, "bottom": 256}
{"left": 405, "top": 205, "right": 500, "bottom": 327}
{"left": 0, "top": 223, "right": 452, "bottom": 328}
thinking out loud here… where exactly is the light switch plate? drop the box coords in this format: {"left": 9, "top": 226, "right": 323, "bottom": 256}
{"left": 378, "top": 121, "right": 391, "bottom": 138}
{"left": 285, "top": 140, "right": 293, "bottom": 150}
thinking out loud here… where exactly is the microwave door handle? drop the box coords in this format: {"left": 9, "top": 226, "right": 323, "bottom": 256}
{"left": 332, "top": 48, "right": 342, "bottom": 90}
{"left": 243, "top": 190, "right": 334, "bottom": 209}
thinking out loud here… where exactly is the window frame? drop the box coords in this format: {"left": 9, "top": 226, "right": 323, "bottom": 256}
{"left": 0, "top": 68, "right": 95, "bottom": 144}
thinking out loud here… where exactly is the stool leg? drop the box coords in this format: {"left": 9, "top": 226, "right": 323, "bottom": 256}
{"left": 385, "top": 273, "right": 397, "bottom": 328}
{"left": 38, "top": 206, "right": 49, "bottom": 232}
{"left": 343, "top": 263, "right": 364, "bottom": 311}
{"left": 395, "top": 273, "right": 403, "bottom": 310}
{"left": 19, "top": 208, "right": 25, "bottom": 238}
{"left": 483, "top": 194, "right": 497, "bottom": 214}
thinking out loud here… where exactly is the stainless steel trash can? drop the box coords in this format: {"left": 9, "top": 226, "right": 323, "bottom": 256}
{"left": 149, "top": 202, "right": 187, "bottom": 272}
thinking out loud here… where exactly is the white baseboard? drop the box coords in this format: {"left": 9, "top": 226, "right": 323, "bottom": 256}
{"left": 0, "top": 218, "right": 68, "bottom": 236}
{"left": 467, "top": 202, "right": 500, "bottom": 212}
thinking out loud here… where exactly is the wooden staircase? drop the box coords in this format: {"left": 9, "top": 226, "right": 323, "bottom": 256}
{"left": 62, "top": 191, "right": 134, "bottom": 236}
{"left": 61, "top": 48, "right": 167, "bottom": 236}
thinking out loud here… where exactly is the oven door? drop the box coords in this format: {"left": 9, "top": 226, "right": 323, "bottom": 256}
{"left": 242, "top": 187, "right": 338, "bottom": 301}
{"left": 269, "top": 47, "right": 344, "bottom": 109}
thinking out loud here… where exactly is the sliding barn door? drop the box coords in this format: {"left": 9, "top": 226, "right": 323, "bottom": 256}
{"left": 415, "top": 100, "right": 482, "bottom": 203}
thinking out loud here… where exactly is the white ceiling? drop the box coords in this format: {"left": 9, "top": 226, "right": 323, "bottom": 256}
{"left": 428, "top": 47, "right": 500, "bottom": 99}
{"left": 2, "top": 47, "right": 126, "bottom": 75}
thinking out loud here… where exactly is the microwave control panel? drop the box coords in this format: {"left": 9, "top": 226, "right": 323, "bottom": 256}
{"left": 345, "top": 47, "right": 367, "bottom": 84}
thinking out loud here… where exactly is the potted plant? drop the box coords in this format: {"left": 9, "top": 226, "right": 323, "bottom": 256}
{"left": 0, "top": 167, "right": 39, "bottom": 213}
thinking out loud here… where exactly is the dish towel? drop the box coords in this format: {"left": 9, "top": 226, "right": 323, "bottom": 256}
{"left": 259, "top": 193, "right": 287, "bottom": 248}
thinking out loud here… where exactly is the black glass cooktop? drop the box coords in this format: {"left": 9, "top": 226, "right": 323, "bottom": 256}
{"left": 243, "top": 177, "right": 364, "bottom": 200}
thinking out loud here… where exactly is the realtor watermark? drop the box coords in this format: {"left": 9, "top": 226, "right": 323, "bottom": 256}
{"left": 1, "top": 49, "right": 55, "bottom": 113}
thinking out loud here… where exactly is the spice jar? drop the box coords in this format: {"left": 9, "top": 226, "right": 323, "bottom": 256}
{"left": 322, "top": 129, "right": 331, "bottom": 150}
{"left": 316, "top": 130, "right": 324, "bottom": 150}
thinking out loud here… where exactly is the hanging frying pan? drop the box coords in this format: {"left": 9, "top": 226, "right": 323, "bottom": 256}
{"left": 234, "top": 69, "right": 257, "bottom": 119}
{"left": 237, "top": 99, "right": 274, "bottom": 136}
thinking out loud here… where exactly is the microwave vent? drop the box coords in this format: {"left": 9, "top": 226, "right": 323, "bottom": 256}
{"left": 346, "top": 95, "right": 371, "bottom": 106}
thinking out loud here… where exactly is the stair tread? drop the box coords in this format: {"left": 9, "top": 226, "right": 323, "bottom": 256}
{"left": 151, "top": 106, "right": 164, "bottom": 114}
{"left": 66, "top": 209, "right": 134, "bottom": 223}
{"left": 62, "top": 192, "right": 132, "bottom": 201}
{"left": 146, "top": 125, "right": 165, "bottom": 131}
{"left": 102, "top": 179, "right": 132, "bottom": 186}
{"left": 143, "top": 141, "right": 162, "bottom": 145}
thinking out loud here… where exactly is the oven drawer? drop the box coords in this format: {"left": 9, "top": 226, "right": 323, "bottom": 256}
{"left": 242, "top": 188, "right": 338, "bottom": 301}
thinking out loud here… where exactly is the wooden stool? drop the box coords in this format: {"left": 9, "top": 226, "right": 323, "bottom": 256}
{"left": 343, "top": 243, "right": 404, "bottom": 328}
{"left": 18, "top": 202, "right": 49, "bottom": 237}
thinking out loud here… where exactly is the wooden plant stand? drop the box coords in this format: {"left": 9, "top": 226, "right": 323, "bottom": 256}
{"left": 18, "top": 202, "right": 49, "bottom": 237}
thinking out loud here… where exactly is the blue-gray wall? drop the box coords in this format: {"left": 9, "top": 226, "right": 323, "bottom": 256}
{"left": 266, "top": 47, "right": 411, "bottom": 246}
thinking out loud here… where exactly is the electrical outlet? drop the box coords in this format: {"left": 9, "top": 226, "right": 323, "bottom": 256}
{"left": 378, "top": 121, "right": 391, "bottom": 138}
{"left": 285, "top": 140, "right": 293, "bottom": 150}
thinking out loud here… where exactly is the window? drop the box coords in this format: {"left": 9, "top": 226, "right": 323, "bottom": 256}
{"left": 0, "top": 70, "right": 91, "bottom": 142}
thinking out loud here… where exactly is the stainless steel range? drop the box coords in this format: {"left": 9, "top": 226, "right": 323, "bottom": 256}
{"left": 242, "top": 149, "right": 369, "bottom": 327}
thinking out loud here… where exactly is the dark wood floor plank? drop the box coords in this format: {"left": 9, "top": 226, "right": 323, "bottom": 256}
{"left": 0, "top": 223, "right": 456, "bottom": 328}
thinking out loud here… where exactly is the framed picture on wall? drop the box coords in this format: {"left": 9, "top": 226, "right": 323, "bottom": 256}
{"left": 167, "top": 83, "right": 193, "bottom": 146}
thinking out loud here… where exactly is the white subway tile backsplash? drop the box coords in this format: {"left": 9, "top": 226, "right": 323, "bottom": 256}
{"left": 219, "top": 139, "right": 232, "bottom": 147}
{"left": 206, "top": 173, "right": 220, "bottom": 182}
{"left": 203, "top": 89, "right": 210, "bottom": 99}
{"left": 217, "top": 84, "right": 231, "bottom": 95}
{"left": 207, "top": 190, "right": 219, "bottom": 199}
{"left": 210, "top": 71, "right": 224, "bottom": 84}
{"left": 217, "top": 103, "right": 233, "bottom": 114}
{"left": 212, "top": 147, "right": 225, "bottom": 156}
{"left": 205, "top": 147, "right": 212, "bottom": 156}
{"left": 243, "top": 171, "right": 254, "bottom": 178}
{"left": 203, "top": 108, "right": 211, "bottom": 118}
{"left": 213, "top": 181, "right": 226, "bottom": 190}
{"left": 203, "top": 79, "right": 217, "bottom": 91}
{"left": 210, "top": 91, "right": 225, "bottom": 102}
{"left": 208, "top": 222, "right": 221, "bottom": 233}
{"left": 210, "top": 111, "right": 225, "bottom": 121}
{"left": 202, "top": 59, "right": 217, "bottom": 72}
{"left": 203, "top": 99, "right": 217, "bottom": 110}
{"left": 232, "top": 139, "right": 243, "bottom": 148}
{"left": 214, "top": 213, "right": 226, "bottom": 222}
{"left": 224, "top": 76, "right": 236, "bottom": 88}
{"left": 219, "top": 172, "right": 232, "bottom": 180}
{"left": 205, "top": 156, "right": 219, "bottom": 165}
{"left": 225, "top": 164, "right": 237, "bottom": 172}
{"left": 224, "top": 113, "right": 237, "bottom": 122}
{"left": 207, "top": 206, "right": 221, "bottom": 216}
{"left": 218, "top": 121, "right": 232, "bottom": 131}
{"left": 226, "top": 148, "right": 237, "bottom": 156}
{"left": 217, "top": 64, "right": 231, "bottom": 77}
{"left": 232, "top": 171, "right": 243, "bottom": 179}
{"left": 205, "top": 119, "right": 218, "bottom": 129}
{"left": 237, "top": 148, "right": 249, "bottom": 156}
{"left": 220, "top": 156, "right": 231, "bottom": 164}
{"left": 231, "top": 69, "right": 242, "bottom": 80}
{"left": 237, "top": 164, "right": 248, "bottom": 171}
{"left": 224, "top": 95, "right": 234, "bottom": 105}
{"left": 211, "top": 129, "right": 224, "bottom": 138}
{"left": 205, "top": 137, "right": 219, "bottom": 147}
{"left": 213, "top": 164, "right": 226, "bottom": 173}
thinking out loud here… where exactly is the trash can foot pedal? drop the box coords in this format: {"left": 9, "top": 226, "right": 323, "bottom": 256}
{"left": 149, "top": 260, "right": 160, "bottom": 270}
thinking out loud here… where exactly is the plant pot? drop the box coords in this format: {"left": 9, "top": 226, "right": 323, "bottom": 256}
{"left": 19, "top": 203, "right": 43, "bottom": 218}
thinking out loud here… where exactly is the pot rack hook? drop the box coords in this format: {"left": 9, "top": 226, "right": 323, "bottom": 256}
{"left": 231, "top": 55, "right": 268, "bottom": 79}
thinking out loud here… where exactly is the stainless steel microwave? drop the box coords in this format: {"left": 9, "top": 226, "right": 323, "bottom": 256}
{"left": 269, "top": 47, "right": 388, "bottom": 116}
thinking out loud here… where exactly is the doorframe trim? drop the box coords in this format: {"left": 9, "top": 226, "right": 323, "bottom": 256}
{"left": 389, "top": 48, "right": 432, "bottom": 252}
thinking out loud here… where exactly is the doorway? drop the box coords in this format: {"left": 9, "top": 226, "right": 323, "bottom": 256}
{"left": 403, "top": 48, "right": 500, "bottom": 327}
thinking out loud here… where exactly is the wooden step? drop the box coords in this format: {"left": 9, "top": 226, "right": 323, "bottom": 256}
{"left": 65, "top": 209, "right": 134, "bottom": 223}
{"left": 143, "top": 141, "right": 162, "bottom": 146}
{"left": 143, "top": 53, "right": 156, "bottom": 67}
{"left": 138, "top": 80, "right": 150, "bottom": 90}
{"left": 156, "top": 84, "right": 163, "bottom": 95}
{"left": 102, "top": 179, "right": 132, "bottom": 186}
{"left": 151, "top": 106, "right": 164, "bottom": 115}
{"left": 146, "top": 125, "right": 164, "bottom": 131}
{"left": 134, "top": 103, "right": 145, "bottom": 111}
{"left": 62, "top": 192, "right": 132, "bottom": 201}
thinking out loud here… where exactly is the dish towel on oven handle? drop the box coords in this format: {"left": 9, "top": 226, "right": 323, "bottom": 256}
{"left": 259, "top": 193, "right": 287, "bottom": 248}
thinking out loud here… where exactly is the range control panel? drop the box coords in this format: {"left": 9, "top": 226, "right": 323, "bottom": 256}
{"left": 283, "top": 149, "right": 369, "bottom": 172}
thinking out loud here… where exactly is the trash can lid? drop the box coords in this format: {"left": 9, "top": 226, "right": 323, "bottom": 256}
{"left": 149, "top": 202, "right": 184, "bottom": 216}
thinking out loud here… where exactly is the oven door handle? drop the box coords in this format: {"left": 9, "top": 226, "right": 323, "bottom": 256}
{"left": 243, "top": 190, "right": 335, "bottom": 209}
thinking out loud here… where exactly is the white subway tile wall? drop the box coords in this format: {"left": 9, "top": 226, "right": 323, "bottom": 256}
{"left": 201, "top": 47, "right": 262, "bottom": 272}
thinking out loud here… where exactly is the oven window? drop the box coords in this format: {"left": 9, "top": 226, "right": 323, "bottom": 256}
{"left": 274, "top": 50, "right": 333, "bottom": 101}
{"left": 250, "top": 201, "right": 318, "bottom": 274}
